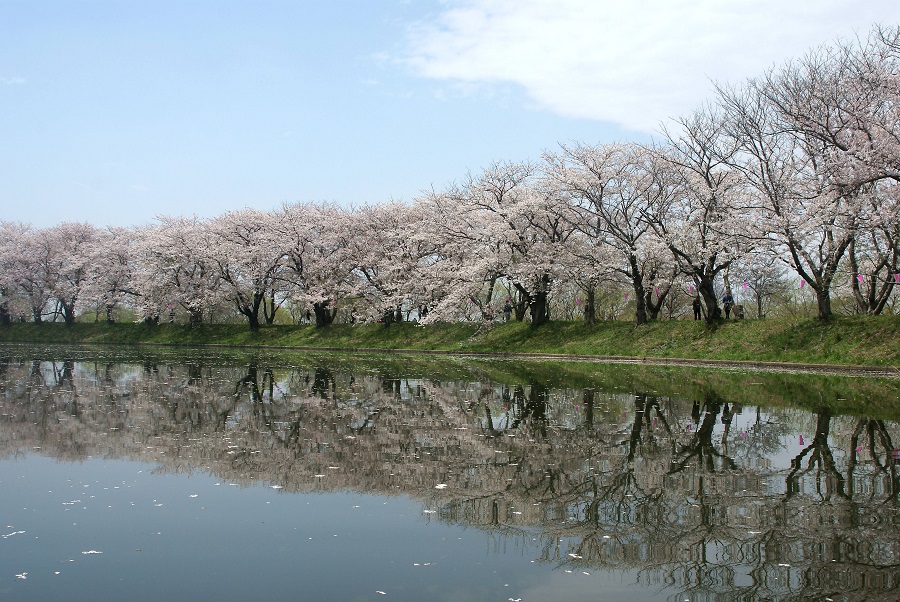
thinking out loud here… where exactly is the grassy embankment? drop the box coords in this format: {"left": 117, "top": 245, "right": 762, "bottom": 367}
{"left": 0, "top": 315, "right": 898, "bottom": 368}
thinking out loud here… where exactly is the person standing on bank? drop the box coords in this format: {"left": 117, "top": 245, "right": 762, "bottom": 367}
{"left": 722, "top": 290, "right": 734, "bottom": 319}
{"left": 692, "top": 295, "right": 702, "bottom": 320}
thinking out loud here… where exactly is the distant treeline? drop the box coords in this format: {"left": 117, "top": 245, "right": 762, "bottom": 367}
{"left": 1, "top": 25, "right": 898, "bottom": 329}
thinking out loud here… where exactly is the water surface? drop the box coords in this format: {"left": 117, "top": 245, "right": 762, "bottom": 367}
{"left": 1, "top": 344, "right": 898, "bottom": 601}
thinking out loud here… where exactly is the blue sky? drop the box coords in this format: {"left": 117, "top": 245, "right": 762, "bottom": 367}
{"left": 3, "top": 0, "right": 897, "bottom": 228}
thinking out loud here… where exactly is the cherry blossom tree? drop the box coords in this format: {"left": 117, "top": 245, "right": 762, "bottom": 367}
{"left": 132, "top": 217, "right": 222, "bottom": 325}
{"left": 553, "top": 223, "right": 619, "bottom": 324}
{"left": 29, "top": 222, "right": 99, "bottom": 325}
{"left": 82, "top": 227, "right": 136, "bottom": 323}
{"left": 6, "top": 225, "right": 55, "bottom": 323}
{"left": 207, "top": 209, "right": 287, "bottom": 330}
{"left": 728, "top": 250, "right": 792, "bottom": 319}
{"left": 275, "top": 202, "right": 353, "bottom": 327}
{"left": 342, "top": 202, "right": 435, "bottom": 325}
{"left": 847, "top": 181, "right": 899, "bottom": 314}
{"left": 652, "top": 108, "right": 752, "bottom": 321}
{"left": 758, "top": 26, "right": 900, "bottom": 193}
{"left": 718, "top": 32, "right": 900, "bottom": 320}
{"left": 546, "top": 143, "right": 679, "bottom": 324}
{"left": 422, "top": 162, "right": 575, "bottom": 326}
{"left": 414, "top": 187, "right": 509, "bottom": 323}
{"left": 0, "top": 222, "right": 30, "bottom": 325}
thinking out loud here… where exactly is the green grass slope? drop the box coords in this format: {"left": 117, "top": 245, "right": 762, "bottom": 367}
{"left": 0, "top": 315, "right": 898, "bottom": 368}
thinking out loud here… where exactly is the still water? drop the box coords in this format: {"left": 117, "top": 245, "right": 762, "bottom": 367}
{"left": 1, "top": 344, "right": 899, "bottom": 601}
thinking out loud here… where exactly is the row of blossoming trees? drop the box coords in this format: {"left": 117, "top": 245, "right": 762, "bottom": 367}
{"left": 1, "top": 26, "right": 898, "bottom": 329}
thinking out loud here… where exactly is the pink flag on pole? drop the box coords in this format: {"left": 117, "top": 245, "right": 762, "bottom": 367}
{"left": 856, "top": 274, "right": 864, "bottom": 283}
{"left": 689, "top": 285, "right": 695, "bottom": 293}
{"left": 800, "top": 280, "right": 805, "bottom": 288}
{"left": 623, "top": 293, "right": 629, "bottom": 300}
{"left": 576, "top": 297, "right": 581, "bottom": 305}
{"left": 742, "top": 281, "right": 748, "bottom": 290}
{"left": 895, "top": 274, "right": 899, "bottom": 283}
{"left": 654, "top": 287, "right": 659, "bottom": 296}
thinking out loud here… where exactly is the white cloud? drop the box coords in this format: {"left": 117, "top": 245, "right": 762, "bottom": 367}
{"left": 0, "top": 76, "right": 25, "bottom": 85}
{"left": 403, "top": 0, "right": 900, "bottom": 132}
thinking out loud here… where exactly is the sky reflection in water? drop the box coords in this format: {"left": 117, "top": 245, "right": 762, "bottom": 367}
{"left": 1, "top": 345, "right": 899, "bottom": 601}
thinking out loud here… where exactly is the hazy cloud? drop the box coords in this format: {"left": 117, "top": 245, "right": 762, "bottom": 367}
{"left": 1, "top": 76, "right": 25, "bottom": 85}
{"left": 403, "top": 0, "right": 900, "bottom": 131}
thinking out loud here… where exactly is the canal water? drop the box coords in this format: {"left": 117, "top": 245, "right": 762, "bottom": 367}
{"left": 1, "top": 344, "right": 898, "bottom": 601}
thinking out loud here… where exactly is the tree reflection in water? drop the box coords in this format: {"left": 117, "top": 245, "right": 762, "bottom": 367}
{"left": 0, "top": 350, "right": 898, "bottom": 601}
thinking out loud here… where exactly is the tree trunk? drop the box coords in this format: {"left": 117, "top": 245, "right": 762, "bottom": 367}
{"left": 0, "top": 302, "right": 10, "bottom": 327}
{"left": 697, "top": 280, "right": 721, "bottom": 323}
{"left": 238, "top": 292, "right": 264, "bottom": 330}
{"left": 645, "top": 287, "right": 669, "bottom": 321}
{"left": 629, "top": 257, "right": 648, "bottom": 325}
{"left": 313, "top": 301, "right": 337, "bottom": 328}
{"left": 263, "top": 293, "right": 278, "bottom": 324}
{"left": 815, "top": 288, "right": 832, "bottom": 321}
{"left": 582, "top": 289, "right": 596, "bottom": 325}
{"left": 482, "top": 277, "right": 497, "bottom": 320}
{"left": 513, "top": 293, "right": 528, "bottom": 322}
{"left": 633, "top": 284, "right": 648, "bottom": 325}
{"left": 848, "top": 238, "right": 895, "bottom": 316}
{"left": 529, "top": 290, "right": 549, "bottom": 327}
{"left": 61, "top": 298, "right": 76, "bottom": 325}
{"left": 105, "top": 304, "right": 115, "bottom": 324}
